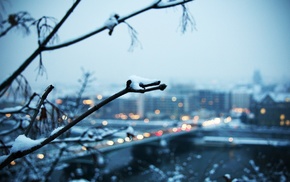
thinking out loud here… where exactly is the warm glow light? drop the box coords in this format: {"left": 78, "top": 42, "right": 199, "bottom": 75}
{"left": 155, "top": 130, "right": 163, "bottom": 136}
{"left": 172, "top": 127, "right": 178, "bottom": 132}
{"left": 129, "top": 113, "right": 140, "bottom": 120}
{"left": 224, "top": 117, "right": 232, "bottom": 123}
{"left": 155, "top": 109, "right": 160, "bottom": 115}
{"left": 144, "top": 118, "right": 150, "bottom": 123}
{"left": 97, "top": 94, "right": 103, "bottom": 100}
{"left": 83, "top": 99, "right": 93, "bottom": 105}
{"left": 178, "top": 102, "right": 183, "bottom": 107}
{"left": 181, "top": 115, "right": 190, "bottom": 121}
{"left": 280, "top": 121, "right": 285, "bottom": 126}
{"left": 228, "top": 137, "right": 234, "bottom": 143}
{"left": 107, "top": 140, "right": 114, "bottom": 146}
{"left": 286, "top": 120, "right": 290, "bottom": 126}
{"left": 181, "top": 123, "right": 187, "bottom": 131}
{"left": 81, "top": 146, "right": 87, "bottom": 151}
{"left": 115, "top": 113, "right": 128, "bottom": 120}
{"left": 5, "top": 113, "right": 11, "bottom": 118}
{"left": 10, "top": 161, "right": 16, "bottom": 166}
{"left": 260, "top": 108, "right": 266, "bottom": 114}
{"left": 172, "top": 97, "right": 177, "bottom": 102}
{"left": 37, "top": 154, "right": 45, "bottom": 159}
{"left": 55, "top": 99, "right": 63, "bottom": 104}
{"left": 136, "top": 134, "right": 144, "bottom": 140}
{"left": 125, "top": 137, "right": 131, "bottom": 142}
{"left": 280, "top": 114, "right": 285, "bottom": 120}
{"left": 202, "top": 118, "right": 222, "bottom": 127}
{"left": 143, "top": 132, "right": 151, "bottom": 137}
{"left": 102, "top": 120, "right": 108, "bottom": 126}
{"left": 117, "top": 138, "right": 124, "bottom": 143}
{"left": 214, "top": 118, "right": 221, "bottom": 124}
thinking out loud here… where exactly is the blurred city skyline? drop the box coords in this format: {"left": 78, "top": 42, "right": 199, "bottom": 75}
{"left": 1, "top": 0, "right": 290, "bottom": 91}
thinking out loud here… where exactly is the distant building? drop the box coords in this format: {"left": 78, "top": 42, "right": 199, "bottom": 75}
{"left": 251, "top": 93, "right": 290, "bottom": 127}
{"left": 253, "top": 70, "right": 263, "bottom": 85}
{"left": 231, "top": 86, "right": 252, "bottom": 109}
{"left": 198, "top": 89, "right": 230, "bottom": 114}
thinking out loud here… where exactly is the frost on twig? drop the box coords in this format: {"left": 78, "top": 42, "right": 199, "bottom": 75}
{"left": 179, "top": 4, "right": 196, "bottom": 33}
{"left": 124, "top": 22, "right": 142, "bottom": 52}
{"left": 0, "top": 11, "right": 35, "bottom": 38}
{"left": 104, "top": 13, "right": 119, "bottom": 36}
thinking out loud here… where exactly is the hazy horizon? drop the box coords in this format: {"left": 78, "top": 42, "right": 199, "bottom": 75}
{"left": 1, "top": 0, "right": 290, "bottom": 92}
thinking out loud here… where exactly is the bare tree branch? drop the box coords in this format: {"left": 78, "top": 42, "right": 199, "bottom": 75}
{"left": 42, "top": 0, "right": 193, "bottom": 51}
{"left": 0, "top": 79, "right": 166, "bottom": 169}
{"left": 0, "top": 0, "right": 81, "bottom": 93}
{"left": 25, "top": 85, "right": 54, "bottom": 137}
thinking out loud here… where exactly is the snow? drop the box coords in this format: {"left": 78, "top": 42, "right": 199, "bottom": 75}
{"left": 128, "top": 75, "right": 159, "bottom": 90}
{"left": 50, "top": 126, "right": 64, "bottom": 136}
{"left": 10, "top": 135, "right": 44, "bottom": 153}
{"left": 104, "top": 13, "right": 119, "bottom": 30}
{"left": 126, "top": 126, "right": 134, "bottom": 135}
{"left": 224, "top": 174, "right": 231, "bottom": 180}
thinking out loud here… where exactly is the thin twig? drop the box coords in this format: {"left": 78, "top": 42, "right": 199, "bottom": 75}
{"left": 25, "top": 85, "right": 54, "bottom": 137}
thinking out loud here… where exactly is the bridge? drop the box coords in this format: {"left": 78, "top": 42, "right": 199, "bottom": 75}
{"left": 61, "top": 119, "right": 290, "bottom": 163}
{"left": 51, "top": 119, "right": 290, "bottom": 181}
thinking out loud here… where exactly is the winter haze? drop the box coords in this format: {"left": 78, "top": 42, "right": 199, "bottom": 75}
{"left": 1, "top": 0, "right": 290, "bottom": 91}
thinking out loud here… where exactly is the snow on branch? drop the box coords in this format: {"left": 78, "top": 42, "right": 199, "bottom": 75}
{"left": 155, "top": 0, "right": 193, "bottom": 9}
{"left": 0, "top": 77, "right": 167, "bottom": 169}
{"left": 104, "top": 13, "right": 119, "bottom": 35}
{"left": 10, "top": 135, "right": 44, "bottom": 153}
{"left": 43, "top": 0, "right": 193, "bottom": 51}
{"left": 127, "top": 75, "right": 167, "bottom": 92}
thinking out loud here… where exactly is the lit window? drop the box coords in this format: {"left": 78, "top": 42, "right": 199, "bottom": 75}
{"left": 260, "top": 108, "right": 266, "bottom": 114}
{"left": 280, "top": 114, "right": 285, "bottom": 120}
{"left": 155, "top": 109, "right": 160, "bottom": 115}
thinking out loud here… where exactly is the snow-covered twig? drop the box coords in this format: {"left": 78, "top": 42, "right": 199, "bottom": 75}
{"left": 0, "top": 77, "right": 166, "bottom": 169}
{"left": 155, "top": 0, "right": 193, "bottom": 9}
{"left": 127, "top": 75, "right": 166, "bottom": 93}
{"left": 0, "top": 0, "right": 81, "bottom": 93}
{"left": 43, "top": 0, "right": 193, "bottom": 51}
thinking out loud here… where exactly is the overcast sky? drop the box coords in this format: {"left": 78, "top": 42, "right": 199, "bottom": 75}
{"left": 1, "top": 0, "right": 290, "bottom": 92}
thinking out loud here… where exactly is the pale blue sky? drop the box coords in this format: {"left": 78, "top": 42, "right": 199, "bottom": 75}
{"left": 1, "top": 0, "right": 290, "bottom": 91}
